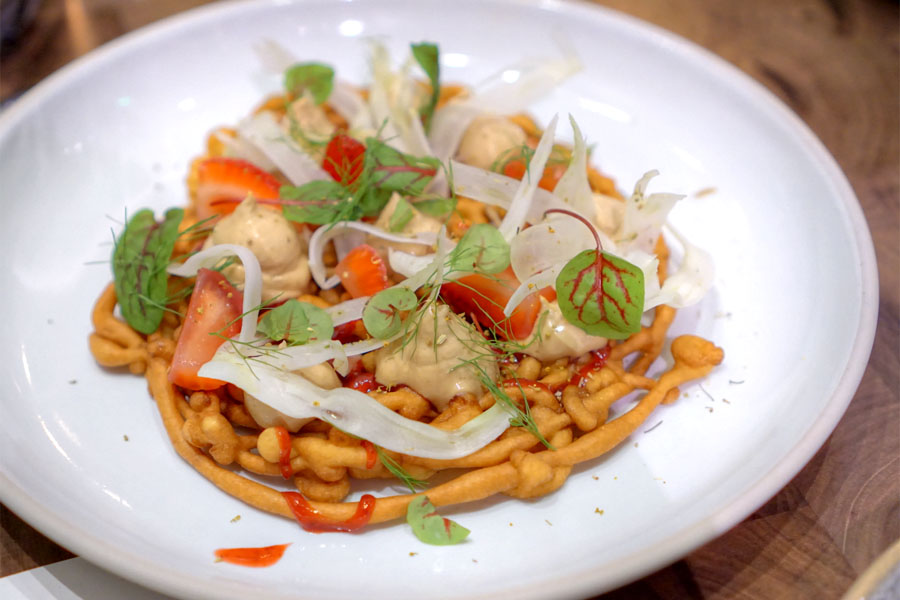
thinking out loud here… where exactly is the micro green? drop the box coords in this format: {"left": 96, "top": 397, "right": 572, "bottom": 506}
{"left": 112, "top": 208, "right": 184, "bottom": 334}
{"left": 406, "top": 496, "right": 469, "bottom": 545}
{"left": 363, "top": 287, "right": 419, "bottom": 340}
{"left": 388, "top": 195, "right": 416, "bottom": 232}
{"left": 549, "top": 208, "right": 644, "bottom": 338}
{"left": 376, "top": 446, "right": 429, "bottom": 493}
{"left": 283, "top": 62, "right": 334, "bottom": 105}
{"left": 256, "top": 299, "right": 334, "bottom": 345}
{"left": 448, "top": 223, "right": 509, "bottom": 274}
{"left": 410, "top": 42, "right": 440, "bottom": 133}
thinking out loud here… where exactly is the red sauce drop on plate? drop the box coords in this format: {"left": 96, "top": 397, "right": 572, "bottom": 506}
{"left": 214, "top": 543, "right": 290, "bottom": 567}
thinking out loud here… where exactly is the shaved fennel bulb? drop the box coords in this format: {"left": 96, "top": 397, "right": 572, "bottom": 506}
{"left": 552, "top": 115, "right": 596, "bottom": 221}
{"left": 497, "top": 114, "right": 559, "bottom": 241}
{"left": 198, "top": 349, "right": 513, "bottom": 459}
{"left": 237, "top": 111, "right": 330, "bottom": 185}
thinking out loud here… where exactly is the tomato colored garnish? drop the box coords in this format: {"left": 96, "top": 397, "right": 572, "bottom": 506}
{"left": 214, "top": 543, "right": 290, "bottom": 567}
{"left": 282, "top": 492, "right": 376, "bottom": 533}
{"left": 502, "top": 159, "right": 566, "bottom": 192}
{"left": 332, "top": 320, "right": 361, "bottom": 343}
{"left": 169, "top": 268, "right": 243, "bottom": 390}
{"left": 440, "top": 266, "right": 540, "bottom": 340}
{"left": 335, "top": 244, "right": 389, "bottom": 298}
{"left": 361, "top": 440, "right": 377, "bottom": 469}
{"left": 273, "top": 426, "right": 293, "bottom": 480}
{"left": 195, "top": 157, "right": 281, "bottom": 220}
{"left": 323, "top": 134, "right": 365, "bottom": 185}
{"left": 567, "top": 346, "right": 611, "bottom": 388}
{"left": 345, "top": 371, "right": 378, "bottom": 393}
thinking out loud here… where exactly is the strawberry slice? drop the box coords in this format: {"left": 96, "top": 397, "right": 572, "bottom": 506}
{"left": 169, "top": 268, "right": 243, "bottom": 391}
{"left": 502, "top": 159, "right": 567, "bottom": 192}
{"left": 323, "top": 134, "right": 365, "bottom": 185}
{"left": 441, "top": 266, "right": 541, "bottom": 340}
{"left": 336, "top": 244, "right": 389, "bottom": 298}
{"left": 194, "top": 157, "right": 281, "bottom": 220}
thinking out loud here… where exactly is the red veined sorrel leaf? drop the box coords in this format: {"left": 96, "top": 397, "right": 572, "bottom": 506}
{"left": 555, "top": 248, "right": 644, "bottom": 339}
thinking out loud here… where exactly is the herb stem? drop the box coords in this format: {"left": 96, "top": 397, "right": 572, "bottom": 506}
{"left": 544, "top": 208, "right": 602, "bottom": 251}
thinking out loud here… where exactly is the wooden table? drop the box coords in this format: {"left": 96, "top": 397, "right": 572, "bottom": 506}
{"left": 2, "top": 0, "right": 897, "bottom": 597}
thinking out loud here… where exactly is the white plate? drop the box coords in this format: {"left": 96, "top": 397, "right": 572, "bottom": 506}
{"left": 0, "top": 1, "right": 878, "bottom": 598}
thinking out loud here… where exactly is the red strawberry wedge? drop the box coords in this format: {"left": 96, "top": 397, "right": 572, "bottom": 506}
{"left": 194, "top": 157, "right": 282, "bottom": 220}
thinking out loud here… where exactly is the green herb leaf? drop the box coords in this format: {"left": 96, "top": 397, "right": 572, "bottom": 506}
{"left": 478, "top": 370, "right": 554, "bottom": 450}
{"left": 257, "top": 299, "right": 334, "bottom": 344}
{"left": 555, "top": 249, "right": 644, "bottom": 339}
{"left": 283, "top": 62, "right": 334, "bottom": 105}
{"left": 406, "top": 496, "right": 469, "bottom": 546}
{"left": 357, "top": 186, "right": 393, "bottom": 219}
{"left": 363, "top": 287, "right": 418, "bottom": 339}
{"left": 388, "top": 196, "right": 416, "bottom": 232}
{"left": 364, "top": 138, "right": 440, "bottom": 196}
{"left": 410, "top": 42, "right": 440, "bottom": 133}
{"left": 112, "top": 208, "right": 184, "bottom": 334}
{"left": 412, "top": 196, "right": 456, "bottom": 218}
{"left": 376, "top": 446, "right": 428, "bottom": 493}
{"left": 280, "top": 180, "right": 352, "bottom": 225}
{"left": 449, "top": 223, "right": 510, "bottom": 274}
{"left": 281, "top": 138, "right": 440, "bottom": 227}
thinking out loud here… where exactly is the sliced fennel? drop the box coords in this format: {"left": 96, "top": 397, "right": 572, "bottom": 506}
{"left": 428, "top": 48, "right": 581, "bottom": 162}
{"left": 237, "top": 111, "right": 330, "bottom": 185}
{"left": 508, "top": 212, "right": 603, "bottom": 283}
{"left": 325, "top": 297, "right": 369, "bottom": 326}
{"left": 503, "top": 265, "right": 564, "bottom": 317}
{"left": 616, "top": 170, "right": 684, "bottom": 254}
{"left": 643, "top": 225, "right": 714, "bottom": 310}
{"left": 329, "top": 81, "right": 370, "bottom": 129}
{"left": 449, "top": 160, "right": 572, "bottom": 221}
{"left": 198, "top": 347, "right": 514, "bottom": 459}
{"left": 497, "top": 113, "right": 559, "bottom": 241}
{"left": 232, "top": 338, "right": 350, "bottom": 375}
{"left": 213, "top": 129, "right": 277, "bottom": 172}
{"left": 387, "top": 248, "right": 434, "bottom": 279}
{"left": 367, "top": 41, "right": 434, "bottom": 157}
{"left": 552, "top": 115, "right": 596, "bottom": 221}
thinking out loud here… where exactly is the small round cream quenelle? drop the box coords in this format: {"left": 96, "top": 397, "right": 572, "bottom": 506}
{"left": 456, "top": 115, "right": 527, "bottom": 170}
{"left": 521, "top": 298, "right": 608, "bottom": 363}
{"left": 374, "top": 304, "right": 500, "bottom": 411}
{"left": 206, "top": 197, "right": 311, "bottom": 303}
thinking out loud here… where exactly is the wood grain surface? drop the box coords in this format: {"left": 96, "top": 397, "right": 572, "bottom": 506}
{"left": 1, "top": 1, "right": 898, "bottom": 598}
